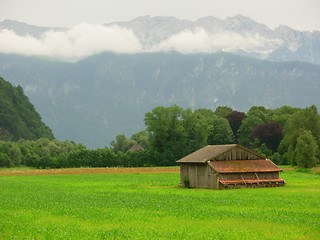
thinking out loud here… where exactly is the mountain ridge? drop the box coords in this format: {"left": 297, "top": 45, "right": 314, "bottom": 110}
{"left": 1, "top": 16, "right": 320, "bottom": 64}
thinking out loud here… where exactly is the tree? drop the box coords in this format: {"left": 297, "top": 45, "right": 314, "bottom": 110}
{"left": 0, "top": 152, "right": 10, "bottom": 167}
{"left": 110, "top": 134, "right": 136, "bottom": 153}
{"left": 250, "top": 121, "right": 283, "bottom": 152}
{"left": 0, "top": 141, "right": 22, "bottom": 167}
{"left": 280, "top": 105, "right": 320, "bottom": 165}
{"left": 294, "top": 130, "right": 318, "bottom": 168}
{"left": 188, "top": 109, "right": 215, "bottom": 150}
{"left": 270, "top": 105, "right": 299, "bottom": 126}
{"left": 238, "top": 115, "right": 264, "bottom": 147}
{"left": 144, "top": 105, "right": 187, "bottom": 163}
{"left": 131, "top": 131, "right": 149, "bottom": 149}
{"left": 215, "top": 106, "right": 233, "bottom": 118}
{"left": 247, "top": 106, "right": 270, "bottom": 122}
{"left": 251, "top": 141, "right": 272, "bottom": 158}
{"left": 226, "top": 111, "right": 246, "bottom": 141}
{"left": 208, "top": 115, "right": 234, "bottom": 144}
{"left": 237, "top": 106, "right": 274, "bottom": 147}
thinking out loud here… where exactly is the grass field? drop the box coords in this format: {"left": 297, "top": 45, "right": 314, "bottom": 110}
{"left": 0, "top": 167, "right": 319, "bottom": 239}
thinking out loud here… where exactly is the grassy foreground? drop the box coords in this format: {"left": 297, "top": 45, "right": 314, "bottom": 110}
{"left": 0, "top": 167, "right": 319, "bottom": 239}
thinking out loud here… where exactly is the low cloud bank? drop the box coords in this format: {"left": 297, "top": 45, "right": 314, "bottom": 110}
{"left": 0, "top": 23, "right": 283, "bottom": 61}
{"left": 0, "top": 23, "right": 142, "bottom": 61}
{"left": 152, "top": 28, "right": 283, "bottom": 56}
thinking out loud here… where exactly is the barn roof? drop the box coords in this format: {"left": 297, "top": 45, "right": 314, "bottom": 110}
{"left": 127, "top": 143, "right": 144, "bottom": 152}
{"left": 176, "top": 144, "right": 265, "bottom": 163}
{"left": 209, "top": 159, "right": 281, "bottom": 173}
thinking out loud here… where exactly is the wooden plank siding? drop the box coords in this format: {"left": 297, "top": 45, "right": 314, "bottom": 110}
{"left": 179, "top": 164, "right": 215, "bottom": 188}
{"left": 215, "top": 147, "right": 264, "bottom": 161}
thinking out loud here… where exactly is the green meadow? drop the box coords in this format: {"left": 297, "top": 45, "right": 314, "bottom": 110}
{"left": 0, "top": 168, "right": 319, "bottom": 239}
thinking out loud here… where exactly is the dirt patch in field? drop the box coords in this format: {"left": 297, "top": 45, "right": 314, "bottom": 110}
{"left": 311, "top": 166, "right": 320, "bottom": 174}
{"left": 0, "top": 167, "right": 179, "bottom": 176}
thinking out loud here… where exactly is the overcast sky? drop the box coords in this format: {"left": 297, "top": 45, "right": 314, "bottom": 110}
{"left": 1, "top": 0, "right": 320, "bottom": 31}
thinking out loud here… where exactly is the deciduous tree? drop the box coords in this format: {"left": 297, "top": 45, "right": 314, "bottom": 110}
{"left": 250, "top": 121, "right": 283, "bottom": 152}
{"left": 144, "top": 105, "right": 187, "bottom": 162}
{"left": 280, "top": 105, "right": 320, "bottom": 165}
{"left": 208, "top": 116, "right": 234, "bottom": 145}
{"left": 294, "top": 130, "right": 318, "bottom": 168}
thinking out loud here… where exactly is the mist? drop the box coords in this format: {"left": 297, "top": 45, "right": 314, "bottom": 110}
{"left": 152, "top": 28, "right": 283, "bottom": 56}
{"left": 0, "top": 23, "right": 142, "bottom": 61}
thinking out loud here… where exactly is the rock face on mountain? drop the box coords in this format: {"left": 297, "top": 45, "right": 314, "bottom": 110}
{"left": 1, "top": 15, "right": 320, "bottom": 64}
{"left": 1, "top": 52, "right": 319, "bottom": 148}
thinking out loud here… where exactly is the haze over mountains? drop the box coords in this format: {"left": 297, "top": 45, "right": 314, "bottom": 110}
{"left": 0, "top": 16, "right": 320, "bottom": 148}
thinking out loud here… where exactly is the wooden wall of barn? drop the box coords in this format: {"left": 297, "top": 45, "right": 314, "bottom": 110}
{"left": 179, "top": 164, "right": 188, "bottom": 187}
{"left": 179, "top": 164, "right": 217, "bottom": 188}
{"left": 215, "top": 147, "right": 264, "bottom": 161}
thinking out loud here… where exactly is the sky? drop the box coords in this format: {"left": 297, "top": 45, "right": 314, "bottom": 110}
{"left": 1, "top": 0, "right": 320, "bottom": 31}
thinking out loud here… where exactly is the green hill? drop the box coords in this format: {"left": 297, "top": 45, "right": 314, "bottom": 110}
{"left": 0, "top": 76, "right": 54, "bottom": 141}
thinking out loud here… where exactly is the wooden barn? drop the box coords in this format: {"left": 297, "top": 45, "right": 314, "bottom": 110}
{"left": 176, "top": 144, "right": 285, "bottom": 189}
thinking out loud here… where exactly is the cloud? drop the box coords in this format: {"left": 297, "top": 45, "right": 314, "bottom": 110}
{"left": 0, "top": 29, "right": 49, "bottom": 56}
{"left": 0, "top": 23, "right": 142, "bottom": 61}
{"left": 0, "top": 24, "right": 283, "bottom": 61}
{"left": 151, "top": 28, "right": 283, "bottom": 56}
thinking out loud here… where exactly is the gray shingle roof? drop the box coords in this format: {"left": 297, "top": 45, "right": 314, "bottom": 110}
{"left": 176, "top": 144, "right": 238, "bottom": 163}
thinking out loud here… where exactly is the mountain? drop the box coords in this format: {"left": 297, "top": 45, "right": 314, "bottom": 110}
{"left": 107, "top": 15, "right": 320, "bottom": 64}
{"left": 0, "top": 52, "right": 319, "bottom": 148}
{"left": 1, "top": 16, "right": 320, "bottom": 64}
{"left": 108, "top": 15, "right": 274, "bottom": 47}
{"left": 0, "top": 19, "right": 64, "bottom": 38}
{"left": 0, "top": 76, "right": 54, "bottom": 141}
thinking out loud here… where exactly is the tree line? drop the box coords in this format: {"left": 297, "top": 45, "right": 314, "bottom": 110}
{"left": 1, "top": 105, "right": 319, "bottom": 168}
{"left": 111, "top": 105, "right": 320, "bottom": 168}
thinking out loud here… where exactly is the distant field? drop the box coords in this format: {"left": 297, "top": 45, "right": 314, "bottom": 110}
{"left": 0, "top": 166, "right": 179, "bottom": 176}
{"left": 0, "top": 167, "right": 319, "bottom": 239}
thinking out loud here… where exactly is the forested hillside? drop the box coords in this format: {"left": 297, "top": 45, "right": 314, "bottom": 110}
{"left": 0, "top": 76, "right": 54, "bottom": 141}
